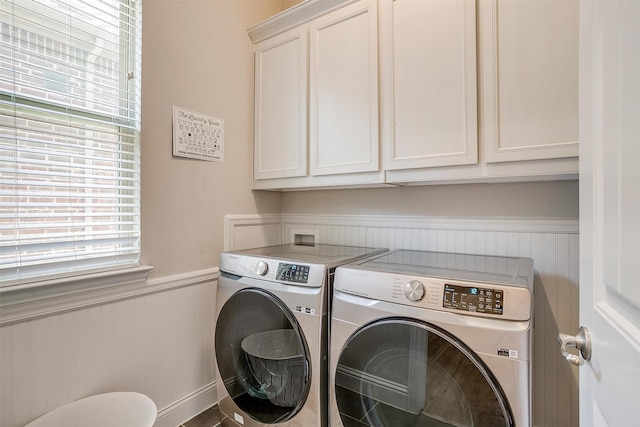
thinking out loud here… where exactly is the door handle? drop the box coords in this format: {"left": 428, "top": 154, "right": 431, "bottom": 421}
{"left": 558, "top": 326, "right": 592, "bottom": 366}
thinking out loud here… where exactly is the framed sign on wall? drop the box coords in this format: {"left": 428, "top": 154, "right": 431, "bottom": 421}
{"left": 172, "top": 106, "right": 224, "bottom": 162}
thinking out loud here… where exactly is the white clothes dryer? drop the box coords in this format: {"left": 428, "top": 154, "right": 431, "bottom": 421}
{"left": 215, "top": 244, "right": 386, "bottom": 427}
{"left": 329, "top": 250, "right": 534, "bottom": 427}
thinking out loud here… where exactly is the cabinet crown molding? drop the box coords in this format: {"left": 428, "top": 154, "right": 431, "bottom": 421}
{"left": 248, "top": 0, "right": 356, "bottom": 43}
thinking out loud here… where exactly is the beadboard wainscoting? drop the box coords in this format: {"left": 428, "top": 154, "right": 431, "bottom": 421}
{"left": 225, "top": 213, "right": 580, "bottom": 427}
{"left": 0, "top": 269, "right": 218, "bottom": 427}
{"left": 223, "top": 214, "right": 282, "bottom": 251}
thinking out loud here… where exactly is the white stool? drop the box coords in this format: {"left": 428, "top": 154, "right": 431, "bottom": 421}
{"left": 24, "top": 392, "right": 157, "bottom": 427}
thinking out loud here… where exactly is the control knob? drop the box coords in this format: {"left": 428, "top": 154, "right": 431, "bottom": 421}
{"left": 255, "top": 261, "right": 269, "bottom": 276}
{"left": 404, "top": 280, "right": 425, "bottom": 302}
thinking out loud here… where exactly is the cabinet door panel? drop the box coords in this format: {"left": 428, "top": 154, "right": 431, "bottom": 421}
{"left": 309, "top": 1, "right": 379, "bottom": 176}
{"left": 481, "top": 0, "right": 579, "bottom": 163}
{"left": 384, "top": 0, "right": 478, "bottom": 170}
{"left": 254, "top": 29, "right": 308, "bottom": 180}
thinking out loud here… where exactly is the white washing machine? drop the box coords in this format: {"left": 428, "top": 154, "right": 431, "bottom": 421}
{"left": 329, "top": 250, "right": 534, "bottom": 427}
{"left": 215, "top": 244, "right": 387, "bottom": 427}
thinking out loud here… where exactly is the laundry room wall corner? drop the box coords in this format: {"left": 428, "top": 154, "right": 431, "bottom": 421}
{"left": 224, "top": 215, "right": 283, "bottom": 251}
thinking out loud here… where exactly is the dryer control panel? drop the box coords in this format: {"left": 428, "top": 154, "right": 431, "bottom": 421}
{"left": 334, "top": 268, "right": 532, "bottom": 321}
{"left": 333, "top": 250, "right": 533, "bottom": 321}
{"left": 443, "top": 283, "right": 504, "bottom": 315}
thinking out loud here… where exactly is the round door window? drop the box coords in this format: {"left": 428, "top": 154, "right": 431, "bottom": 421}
{"left": 335, "top": 318, "right": 514, "bottom": 427}
{"left": 215, "top": 288, "right": 311, "bottom": 424}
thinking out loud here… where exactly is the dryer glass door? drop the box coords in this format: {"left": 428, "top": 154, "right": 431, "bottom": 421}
{"left": 335, "top": 319, "right": 514, "bottom": 427}
{"left": 215, "top": 288, "right": 311, "bottom": 424}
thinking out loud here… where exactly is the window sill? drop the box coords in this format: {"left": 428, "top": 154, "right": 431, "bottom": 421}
{"left": 0, "top": 265, "right": 154, "bottom": 326}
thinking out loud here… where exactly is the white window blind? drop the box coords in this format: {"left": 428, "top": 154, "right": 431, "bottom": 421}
{"left": 0, "top": 0, "right": 142, "bottom": 286}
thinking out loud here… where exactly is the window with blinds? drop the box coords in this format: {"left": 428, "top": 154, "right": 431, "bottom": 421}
{"left": 0, "top": 0, "right": 142, "bottom": 287}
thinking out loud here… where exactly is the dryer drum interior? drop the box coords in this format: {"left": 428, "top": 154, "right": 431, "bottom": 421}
{"left": 215, "top": 288, "right": 311, "bottom": 424}
{"left": 335, "top": 318, "right": 514, "bottom": 427}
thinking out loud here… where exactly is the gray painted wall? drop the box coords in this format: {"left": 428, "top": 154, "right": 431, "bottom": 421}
{"left": 281, "top": 180, "right": 579, "bottom": 218}
{"left": 141, "top": 0, "right": 282, "bottom": 279}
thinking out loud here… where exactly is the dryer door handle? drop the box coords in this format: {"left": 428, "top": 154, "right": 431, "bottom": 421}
{"left": 558, "top": 326, "right": 592, "bottom": 366}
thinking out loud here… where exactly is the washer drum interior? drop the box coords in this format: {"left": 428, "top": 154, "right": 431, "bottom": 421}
{"left": 241, "top": 329, "right": 306, "bottom": 407}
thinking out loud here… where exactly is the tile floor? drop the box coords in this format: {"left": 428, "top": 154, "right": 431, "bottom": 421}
{"left": 181, "top": 405, "right": 221, "bottom": 427}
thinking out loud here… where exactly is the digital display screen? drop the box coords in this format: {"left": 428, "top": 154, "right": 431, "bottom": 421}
{"left": 443, "top": 284, "right": 503, "bottom": 315}
{"left": 276, "top": 263, "right": 310, "bottom": 284}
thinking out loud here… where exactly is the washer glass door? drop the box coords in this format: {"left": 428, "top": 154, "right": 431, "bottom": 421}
{"left": 215, "top": 288, "right": 311, "bottom": 424}
{"left": 335, "top": 319, "right": 514, "bottom": 427}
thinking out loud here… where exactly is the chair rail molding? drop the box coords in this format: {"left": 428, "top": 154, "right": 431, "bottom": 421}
{"left": 280, "top": 213, "right": 578, "bottom": 234}
{"left": 0, "top": 266, "right": 218, "bottom": 326}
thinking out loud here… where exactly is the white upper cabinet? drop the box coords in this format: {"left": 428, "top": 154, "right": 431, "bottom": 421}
{"left": 253, "top": 27, "right": 308, "bottom": 180}
{"left": 386, "top": 0, "right": 578, "bottom": 184}
{"left": 309, "top": 1, "right": 379, "bottom": 176}
{"left": 380, "top": 0, "right": 478, "bottom": 170}
{"left": 249, "top": 0, "right": 579, "bottom": 190}
{"left": 249, "top": 0, "right": 382, "bottom": 190}
{"left": 480, "top": 0, "right": 579, "bottom": 163}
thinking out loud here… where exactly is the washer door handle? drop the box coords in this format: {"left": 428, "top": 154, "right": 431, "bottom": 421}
{"left": 557, "top": 326, "right": 591, "bottom": 366}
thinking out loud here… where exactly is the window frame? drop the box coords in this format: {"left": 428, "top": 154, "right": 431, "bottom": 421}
{"left": 0, "top": 0, "right": 146, "bottom": 289}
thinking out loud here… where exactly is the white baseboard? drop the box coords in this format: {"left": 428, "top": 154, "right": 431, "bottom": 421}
{"left": 155, "top": 382, "right": 218, "bottom": 427}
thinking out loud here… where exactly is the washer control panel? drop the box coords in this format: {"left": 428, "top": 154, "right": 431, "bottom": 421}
{"left": 443, "top": 283, "right": 504, "bottom": 315}
{"left": 276, "top": 263, "right": 310, "bottom": 284}
{"left": 404, "top": 280, "right": 425, "bottom": 301}
{"left": 220, "top": 254, "right": 325, "bottom": 288}
{"left": 255, "top": 261, "right": 269, "bottom": 276}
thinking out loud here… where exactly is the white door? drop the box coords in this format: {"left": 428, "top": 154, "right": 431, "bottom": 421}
{"left": 568, "top": 0, "right": 640, "bottom": 425}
